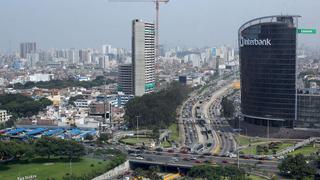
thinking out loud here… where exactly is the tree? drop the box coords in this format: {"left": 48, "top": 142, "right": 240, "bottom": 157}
{"left": 278, "top": 154, "right": 316, "bottom": 180}
{"left": 0, "top": 141, "right": 34, "bottom": 161}
{"left": 62, "top": 140, "right": 85, "bottom": 160}
{"left": 84, "top": 134, "right": 94, "bottom": 141}
{"left": 34, "top": 137, "right": 57, "bottom": 159}
{"left": 152, "top": 127, "right": 160, "bottom": 140}
{"left": 124, "top": 82, "right": 190, "bottom": 130}
{"left": 68, "top": 95, "right": 84, "bottom": 106}
{"left": 256, "top": 145, "right": 263, "bottom": 155}
{"left": 188, "top": 165, "right": 248, "bottom": 180}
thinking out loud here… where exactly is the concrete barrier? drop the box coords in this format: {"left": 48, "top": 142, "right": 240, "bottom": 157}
{"left": 92, "top": 160, "right": 130, "bottom": 180}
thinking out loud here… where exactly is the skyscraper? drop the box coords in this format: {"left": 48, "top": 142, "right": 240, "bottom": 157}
{"left": 79, "top": 49, "right": 92, "bottom": 64}
{"left": 132, "top": 19, "right": 156, "bottom": 96}
{"left": 20, "top": 42, "right": 37, "bottom": 59}
{"left": 118, "top": 64, "right": 133, "bottom": 95}
{"left": 239, "top": 15, "right": 299, "bottom": 127}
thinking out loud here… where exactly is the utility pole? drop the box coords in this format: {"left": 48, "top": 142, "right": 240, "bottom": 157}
{"left": 136, "top": 115, "right": 140, "bottom": 144}
{"left": 237, "top": 116, "right": 240, "bottom": 168}
{"left": 267, "top": 119, "right": 270, "bottom": 141}
{"left": 69, "top": 158, "right": 72, "bottom": 175}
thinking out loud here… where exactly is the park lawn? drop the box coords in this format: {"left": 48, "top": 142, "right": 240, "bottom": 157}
{"left": 235, "top": 135, "right": 265, "bottom": 146}
{"left": 0, "top": 158, "right": 109, "bottom": 180}
{"left": 161, "top": 141, "right": 172, "bottom": 148}
{"left": 168, "top": 123, "right": 179, "bottom": 143}
{"left": 247, "top": 175, "right": 268, "bottom": 180}
{"left": 121, "top": 137, "right": 153, "bottom": 146}
{"left": 288, "top": 145, "right": 319, "bottom": 156}
{"left": 240, "top": 142, "right": 293, "bottom": 155}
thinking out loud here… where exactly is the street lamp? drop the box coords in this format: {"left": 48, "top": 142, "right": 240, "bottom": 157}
{"left": 237, "top": 116, "right": 240, "bottom": 169}
{"left": 136, "top": 115, "right": 140, "bottom": 144}
{"left": 265, "top": 115, "right": 272, "bottom": 141}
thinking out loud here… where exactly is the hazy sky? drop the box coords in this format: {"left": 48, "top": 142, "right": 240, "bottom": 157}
{"left": 0, "top": 0, "right": 319, "bottom": 51}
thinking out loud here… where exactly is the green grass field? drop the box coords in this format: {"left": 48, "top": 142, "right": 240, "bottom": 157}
{"left": 168, "top": 123, "right": 179, "bottom": 143}
{"left": 0, "top": 158, "right": 109, "bottom": 180}
{"left": 235, "top": 135, "right": 265, "bottom": 146}
{"left": 247, "top": 175, "right": 268, "bottom": 180}
{"left": 121, "top": 137, "right": 153, "bottom": 146}
{"left": 288, "top": 145, "right": 319, "bottom": 156}
{"left": 240, "top": 142, "right": 293, "bottom": 155}
{"left": 161, "top": 141, "right": 172, "bottom": 148}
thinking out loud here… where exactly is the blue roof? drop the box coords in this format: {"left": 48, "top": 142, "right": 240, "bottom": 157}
{"left": 7, "top": 128, "right": 25, "bottom": 135}
{"left": 70, "top": 129, "right": 81, "bottom": 136}
{"left": 26, "top": 128, "right": 47, "bottom": 136}
{"left": 79, "top": 130, "right": 96, "bottom": 138}
{"left": 43, "top": 128, "right": 64, "bottom": 136}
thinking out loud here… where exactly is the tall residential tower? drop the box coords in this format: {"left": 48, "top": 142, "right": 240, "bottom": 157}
{"left": 132, "top": 19, "right": 156, "bottom": 96}
{"left": 20, "top": 42, "right": 37, "bottom": 59}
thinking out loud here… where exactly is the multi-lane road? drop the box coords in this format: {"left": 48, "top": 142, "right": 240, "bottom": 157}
{"left": 128, "top": 151, "right": 279, "bottom": 173}
{"left": 179, "top": 74, "right": 237, "bottom": 156}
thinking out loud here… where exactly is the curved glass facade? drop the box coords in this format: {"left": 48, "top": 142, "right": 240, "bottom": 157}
{"left": 239, "top": 16, "right": 298, "bottom": 127}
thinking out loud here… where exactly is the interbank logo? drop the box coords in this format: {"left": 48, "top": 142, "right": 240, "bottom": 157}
{"left": 239, "top": 36, "right": 271, "bottom": 47}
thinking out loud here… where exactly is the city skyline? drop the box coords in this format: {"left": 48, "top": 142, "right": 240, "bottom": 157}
{"left": 0, "top": 0, "right": 319, "bottom": 51}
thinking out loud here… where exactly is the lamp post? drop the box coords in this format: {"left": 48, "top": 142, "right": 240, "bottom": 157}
{"left": 237, "top": 116, "right": 240, "bottom": 168}
{"left": 136, "top": 115, "right": 140, "bottom": 144}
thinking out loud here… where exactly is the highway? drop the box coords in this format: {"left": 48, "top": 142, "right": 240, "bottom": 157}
{"left": 202, "top": 82, "right": 236, "bottom": 156}
{"left": 178, "top": 71, "right": 239, "bottom": 156}
{"left": 180, "top": 76, "right": 236, "bottom": 156}
{"left": 128, "top": 151, "right": 279, "bottom": 173}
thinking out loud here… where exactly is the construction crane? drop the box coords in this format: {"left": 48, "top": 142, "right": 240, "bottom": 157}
{"left": 109, "top": 0, "right": 169, "bottom": 62}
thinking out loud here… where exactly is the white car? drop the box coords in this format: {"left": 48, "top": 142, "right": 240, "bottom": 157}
{"left": 136, "top": 156, "right": 144, "bottom": 160}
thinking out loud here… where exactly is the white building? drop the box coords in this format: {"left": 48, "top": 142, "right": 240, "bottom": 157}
{"left": 0, "top": 110, "right": 10, "bottom": 123}
{"left": 74, "top": 99, "right": 91, "bottom": 108}
{"left": 29, "top": 73, "right": 54, "bottom": 82}
{"left": 132, "top": 19, "right": 156, "bottom": 96}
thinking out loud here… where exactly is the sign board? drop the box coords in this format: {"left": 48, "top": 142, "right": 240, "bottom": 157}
{"left": 297, "top": 29, "right": 317, "bottom": 34}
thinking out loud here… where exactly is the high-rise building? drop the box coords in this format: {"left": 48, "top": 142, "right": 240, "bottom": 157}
{"left": 118, "top": 64, "right": 133, "bottom": 95}
{"left": 102, "top": 45, "right": 112, "bottom": 55}
{"left": 79, "top": 49, "right": 92, "bottom": 64}
{"left": 67, "top": 49, "right": 78, "bottom": 64}
{"left": 99, "top": 56, "right": 109, "bottom": 69}
{"left": 132, "top": 19, "right": 156, "bottom": 96}
{"left": 26, "top": 53, "right": 39, "bottom": 68}
{"left": 239, "top": 15, "right": 299, "bottom": 127}
{"left": 20, "top": 42, "right": 37, "bottom": 59}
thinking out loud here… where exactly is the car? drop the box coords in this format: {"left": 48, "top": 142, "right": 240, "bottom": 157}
{"left": 136, "top": 156, "right": 144, "bottom": 160}
{"left": 182, "top": 157, "right": 191, "bottom": 161}
{"left": 190, "top": 156, "right": 197, "bottom": 160}
{"left": 256, "top": 161, "right": 263, "bottom": 164}
{"left": 167, "top": 149, "right": 174, "bottom": 153}
{"left": 222, "top": 160, "right": 229, "bottom": 164}
{"left": 155, "top": 147, "right": 163, "bottom": 152}
{"left": 204, "top": 159, "right": 211, "bottom": 163}
{"left": 194, "top": 160, "right": 202, "bottom": 163}
{"left": 172, "top": 157, "right": 179, "bottom": 162}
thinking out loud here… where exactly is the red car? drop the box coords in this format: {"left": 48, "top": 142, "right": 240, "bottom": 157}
{"left": 195, "top": 160, "right": 202, "bottom": 163}
{"left": 222, "top": 160, "right": 229, "bottom": 164}
{"left": 167, "top": 149, "right": 174, "bottom": 153}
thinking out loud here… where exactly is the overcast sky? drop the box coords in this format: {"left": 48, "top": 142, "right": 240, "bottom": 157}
{"left": 0, "top": 0, "right": 319, "bottom": 51}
